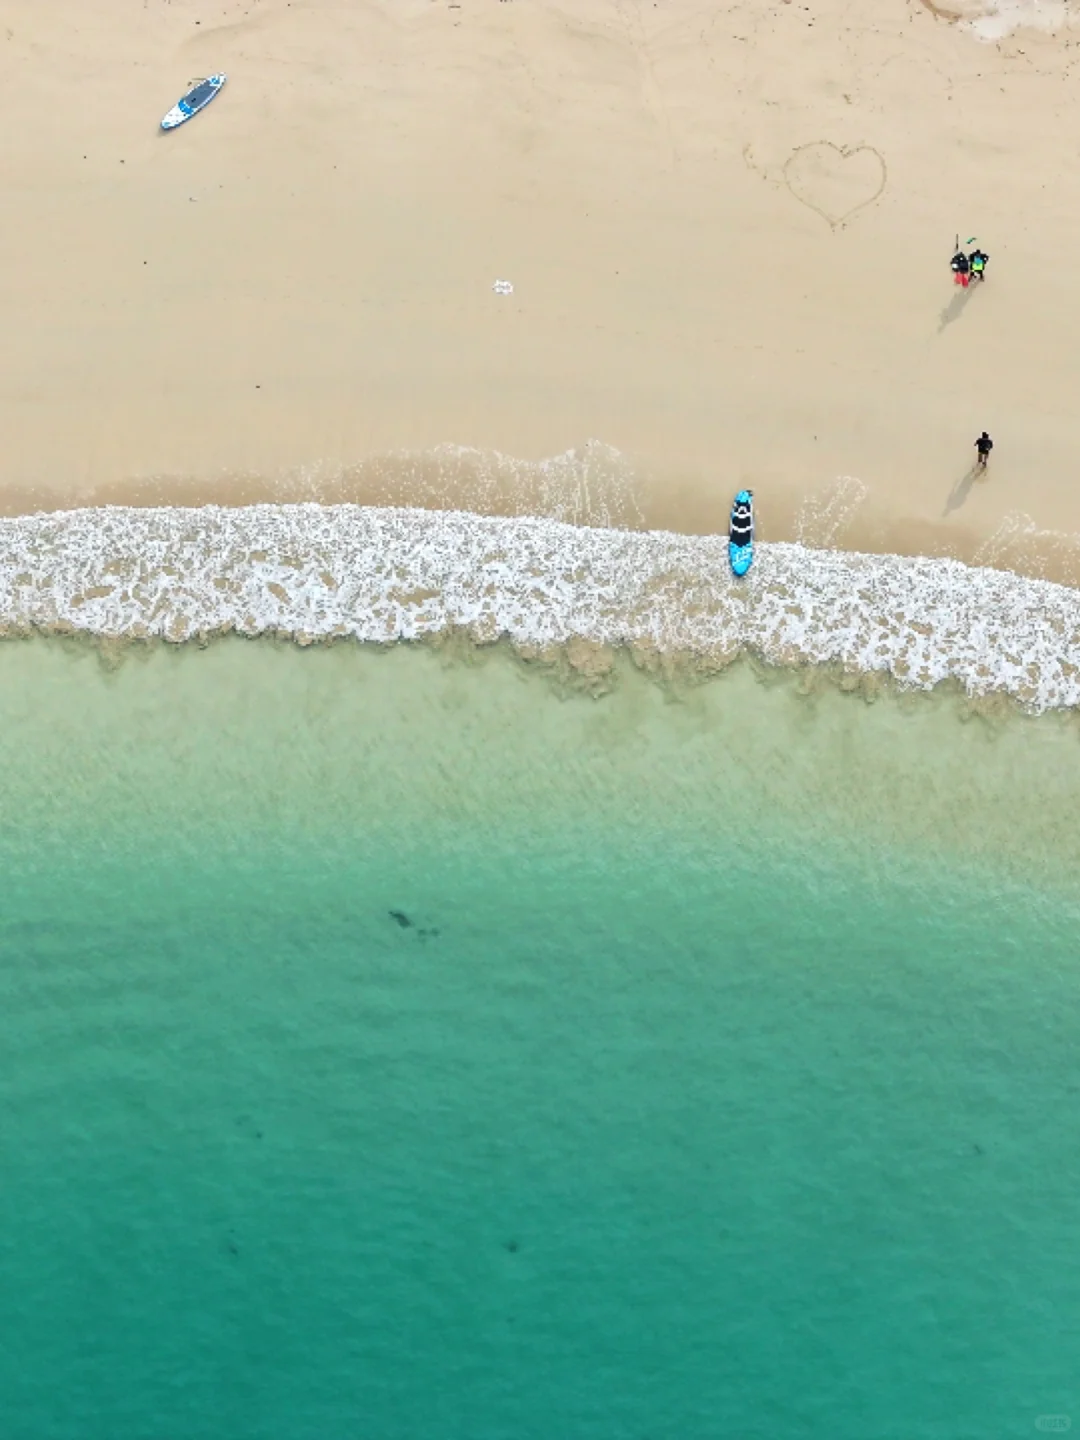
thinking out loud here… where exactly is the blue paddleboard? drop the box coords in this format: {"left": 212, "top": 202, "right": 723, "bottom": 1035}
{"left": 729, "top": 489, "right": 755, "bottom": 576}
{"left": 161, "top": 74, "right": 227, "bottom": 131}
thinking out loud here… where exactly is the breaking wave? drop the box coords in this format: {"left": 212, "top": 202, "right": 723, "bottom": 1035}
{"left": 2, "top": 503, "right": 1080, "bottom": 711}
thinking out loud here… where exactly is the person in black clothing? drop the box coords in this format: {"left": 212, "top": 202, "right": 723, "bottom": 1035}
{"left": 975, "top": 431, "right": 993, "bottom": 467}
{"left": 951, "top": 250, "right": 970, "bottom": 287}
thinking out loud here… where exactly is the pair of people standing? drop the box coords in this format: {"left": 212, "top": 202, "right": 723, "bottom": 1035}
{"left": 950, "top": 240, "right": 993, "bottom": 469}
{"left": 951, "top": 246, "right": 989, "bottom": 287}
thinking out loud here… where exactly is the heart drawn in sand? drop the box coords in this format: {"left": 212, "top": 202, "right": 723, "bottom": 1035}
{"left": 783, "top": 142, "right": 887, "bottom": 228}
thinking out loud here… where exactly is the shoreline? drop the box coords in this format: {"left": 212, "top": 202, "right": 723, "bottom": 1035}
{"left": 4, "top": 440, "right": 1077, "bottom": 592}
{"left": 4, "top": 500, "right": 1080, "bottom": 714}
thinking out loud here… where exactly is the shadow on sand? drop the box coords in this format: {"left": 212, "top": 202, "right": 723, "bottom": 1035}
{"left": 944, "top": 463, "right": 983, "bottom": 516}
{"left": 938, "top": 281, "right": 979, "bottom": 333}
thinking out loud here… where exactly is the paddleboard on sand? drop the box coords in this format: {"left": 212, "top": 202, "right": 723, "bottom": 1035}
{"left": 161, "top": 74, "right": 226, "bottom": 131}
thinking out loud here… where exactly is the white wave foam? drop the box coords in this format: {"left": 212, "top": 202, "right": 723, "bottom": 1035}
{"left": 960, "top": 0, "right": 1072, "bottom": 39}
{"left": 2, "top": 504, "right": 1080, "bottom": 711}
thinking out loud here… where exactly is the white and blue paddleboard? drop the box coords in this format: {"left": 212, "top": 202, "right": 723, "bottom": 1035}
{"left": 161, "top": 74, "right": 227, "bottom": 131}
{"left": 728, "top": 488, "right": 755, "bottom": 577}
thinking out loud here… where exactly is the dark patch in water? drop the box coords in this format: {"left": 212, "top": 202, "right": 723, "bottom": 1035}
{"left": 505, "top": 1239, "right": 520, "bottom": 1253}
{"left": 390, "top": 912, "right": 442, "bottom": 939}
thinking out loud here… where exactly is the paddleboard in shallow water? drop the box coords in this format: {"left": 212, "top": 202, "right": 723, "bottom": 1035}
{"left": 161, "top": 74, "right": 226, "bottom": 131}
{"left": 729, "top": 489, "right": 755, "bottom": 576}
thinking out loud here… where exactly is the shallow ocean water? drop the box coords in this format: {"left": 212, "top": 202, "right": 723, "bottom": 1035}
{"left": 1, "top": 637, "right": 1079, "bottom": 1440}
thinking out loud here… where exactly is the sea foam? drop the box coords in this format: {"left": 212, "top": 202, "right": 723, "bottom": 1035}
{"left": 962, "top": 0, "right": 1072, "bottom": 41}
{"left": 2, "top": 504, "right": 1079, "bottom": 710}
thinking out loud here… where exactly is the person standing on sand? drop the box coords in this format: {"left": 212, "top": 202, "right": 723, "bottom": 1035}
{"left": 951, "top": 249, "right": 970, "bottom": 287}
{"left": 975, "top": 431, "right": 993, "bottom": 468}
{"left": 968, "top": 247, "right": 989, "bottom": 282}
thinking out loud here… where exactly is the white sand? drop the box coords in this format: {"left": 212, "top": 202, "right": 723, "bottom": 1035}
{"left": 2, "top": 0, "right": 1079, "bottom": 573}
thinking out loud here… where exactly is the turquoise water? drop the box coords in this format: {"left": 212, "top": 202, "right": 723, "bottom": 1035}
{"left": 2, "top": 638, "right": 1080, "bottom": 1439}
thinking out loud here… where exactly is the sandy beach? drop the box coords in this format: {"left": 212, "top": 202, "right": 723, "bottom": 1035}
{"left": 3, "top": 0, "right": 1080, "bottom": 577}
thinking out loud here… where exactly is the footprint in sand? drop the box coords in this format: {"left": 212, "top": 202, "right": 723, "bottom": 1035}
{"left": 783, "top": 142, "right": 887, "bottom": 229}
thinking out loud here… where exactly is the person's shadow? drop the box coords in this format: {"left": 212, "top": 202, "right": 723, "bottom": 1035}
{"left": 938, "top": 281, "right": 978, "bottom": 332}
{"left": 944, "top": 463, "right": 982, "bottom": 515}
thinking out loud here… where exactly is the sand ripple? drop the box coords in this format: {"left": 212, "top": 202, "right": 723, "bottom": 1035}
{"left": 2, "top": 504, "right": 1080, "bottom": 710}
